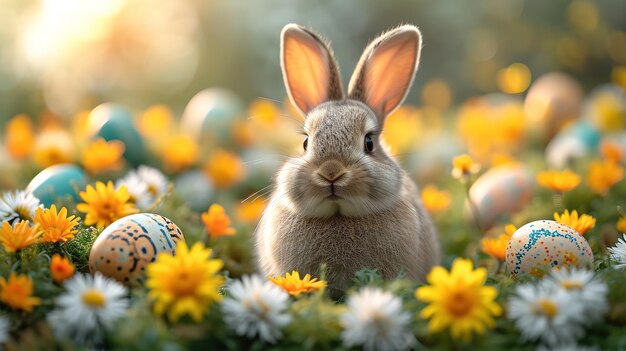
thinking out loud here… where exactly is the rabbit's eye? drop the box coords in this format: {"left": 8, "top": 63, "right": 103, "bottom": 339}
{"left": 364, "top": 134, "right": 374, "bottom": 153}
{"left": 303, "top": 137, "right": 308, "bottom": 151}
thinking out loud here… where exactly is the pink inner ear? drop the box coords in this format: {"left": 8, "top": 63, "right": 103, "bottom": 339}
{"left": 283, "top": 32, "right": 331, "bottom": 114}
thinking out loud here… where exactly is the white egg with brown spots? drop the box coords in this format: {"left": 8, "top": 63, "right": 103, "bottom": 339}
{"left": 89, "top": 213, "right": 185, "bottom": 286}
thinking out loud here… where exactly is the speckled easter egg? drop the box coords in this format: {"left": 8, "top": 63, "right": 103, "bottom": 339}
{"left": 26, "top": 164, "right": 87, "bottom": 207}
{"left": 89, "top": 213, "right": 185, "bottom": 286}
{"left": 506, "top": 220, "right": 593, "bottom": 277}
{"left": 180, "top": 88, "right": 244, "bottom": 144}
{"left": 467, "top": 165, "right": 535, "bottom": 230}
{"left": 86, "top": 103, "right": 146, "bottom": 165}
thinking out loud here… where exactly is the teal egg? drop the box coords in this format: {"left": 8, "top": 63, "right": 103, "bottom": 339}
{"left": 546, "top": 120, "right": 600, "bottom": 168}
{"left": 173, "top": 170, "right": 214, "bottom": 212}
{"left": 26, "top": 164, "right": 87, "bottom": 207}
{"left": 88, "top": 103, "right": 146, "bottom": 165}
{"left": 181, "top": 88, "right": 244, "bottom": 144}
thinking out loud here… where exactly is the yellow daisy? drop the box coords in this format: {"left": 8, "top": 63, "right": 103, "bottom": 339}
{"left": 34, "top": 205, "right": 81, "bottom": 243}
{"left": 482, "top": 224, "right": 516, "bottom": 260}
{"left": 0, "top": 220, "right": 41, "bottom": 253}
{"left": 536, "top": 169, "right": 581, "bottom": 193}
{"left": 76, "top": 182, "right": 139, "bottom": 229}
{"left": 162, "top": 134, "right": 199, "bottom": 173}
{"left": 416, "top": 258, "right": 502, "bottom": 341}
{"left": 269, "top": 271, "right": 327, "bottom": 296}
{"left": 204, "top": 149, "right": 245, "bottom": 188}
{"left": 0, "top": 272, "right": 41, "bottom": 312}
{"left": 146, "top": 242, "right": 225, "bottom": 322}
{"left": 81, "top": 138, "right": 125, "bottom": 174}
{"left": 451, "top": 154, "right": 480, "bottom": 182}
{"left": 553, "top": 210, "right": 596, "bottom": 235}
{"left": 421, "top": 184, "right": 452, "bottom": 214}
{"left": 587, "top": 159, "right": 625, "bottom": 195}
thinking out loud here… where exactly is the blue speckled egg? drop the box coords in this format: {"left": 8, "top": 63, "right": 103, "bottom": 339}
{"left": 506, "top": 220, "right": 593, "bottom": 278}
{"left": 87, "top": 103, "right": 146, "bottom": 165}
{"left": 468, "top": 165, "right": 535, "bottom": 230}
{"left": 180, "top": 88, "right": 243, "bottom": 144}
{"left": 26, "top": 164, "right": 87, "bottom": 207}
{"left": 89, "top": 213, "right": 185, "bottom": 286}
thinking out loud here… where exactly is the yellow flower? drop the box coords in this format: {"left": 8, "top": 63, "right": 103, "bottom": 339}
{"left": 553, "top": 209, "right": 596, "bottom": 235}
{"left": 138, "top": 105, "right": 173, "bottom": 138}
{"left": 32, "top": 129, "right": 74, "bottom": 168}
{"left": 616, "top": 216, "right": 626, "bottom": 233}
{"left": 76, "top": 182, "right": 139, "bottom": 228}
{"left": 248, "top": 99, "right": 280, "bottom": 128}
{"left": 269, "top": 271, "right": 327, "bottom": 296}
{"left": 0, "top": 220, "right": 41, "bottom": 253}
{"left": 162, "top": 134, "right": 199, "bottom": 173}
{"left": 421, "top": 185, "right": 452, "bottom": 214}
{"left": 204, "top": 149, "right": 245, "bottom": 188}
{"left": 0, "top": 272, "right": 41, "bottom": 312}
{"left": 592, "top": 91, "right": 625, "bottom": 131}
{"left": 587, "top": 159, "right": 625, "bottom": 195}
{"left": 146, "top": 242, "right": 224, "bottom": 322}
{"left": 34, "top": 205, "right": 81, "bottom": 243}
{"left": 536, "top": 169, "right": 581, "bottom": 193}
{"left": 50, "top": 254, "right": 75, "bottom": 284}
{"left": 451, "top": 154, "right": 480, "bottom": 181}
{"left": 81, "top": 138, "right": 125, "bottom": 174}
{"left": 600, "top": 141, "right": 623, "bottom": 163}
{"left": 5, "top": 114, "right": 34, "bottom": 160}
{"left": 381, "top": 106, "right": 422, "bottom": 155}
{"left": 236, "top": 197, "right": 267, "bottom": 223}
{"left": 416, "top": 258, "right": 502, "bottom": 341}
{"left": 481, "top": 224, "right": 516, "bottom": 260}
{"left": 201, "top": 204, "right": 236, "bottom": 239}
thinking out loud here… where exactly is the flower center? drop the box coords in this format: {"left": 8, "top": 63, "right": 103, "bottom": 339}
{"left": 445, "top": 289, "right": 475, "bottom": 317}
{"left": 82, "top": 289, "right": 106, "bottom": 308}
{"left": 15, "top": 206, "right": 31, "bottom": 221}
{"left": 535, "top": 298, "right": 557, "bottom": 318}
{"left": 147, "top": 184, "right": 158, "bottom": 196}
{"left": 561, "top": 280, "right": 583, "bottom": 290}
{"left": 171, "top": 271, "right": 200, "bottom": 297}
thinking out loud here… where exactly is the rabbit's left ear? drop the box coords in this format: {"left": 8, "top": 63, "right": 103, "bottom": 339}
{"left": 348, "top": 25, "right": 422, "bottom": 121}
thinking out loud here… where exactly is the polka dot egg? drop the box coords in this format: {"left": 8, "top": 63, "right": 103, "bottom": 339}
{"left": 89, "top": 213, "right": 185, "bottom": 286}
{"left": 505, "top": 220, "right": 593, "bottom": 277}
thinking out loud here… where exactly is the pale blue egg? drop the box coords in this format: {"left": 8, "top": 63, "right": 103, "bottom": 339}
{"left": 173, "top": 170, "right": 215, "bottom": 212}
{"left": 26, "top": 164, "right": 87, "bottom": 207}
{"left": 180, "top": 88, "right": 244, "bottom": 144}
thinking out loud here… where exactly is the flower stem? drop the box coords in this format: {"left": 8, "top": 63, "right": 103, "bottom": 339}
{"left": 553, "top": 192, "right": 564, "bottom": 213}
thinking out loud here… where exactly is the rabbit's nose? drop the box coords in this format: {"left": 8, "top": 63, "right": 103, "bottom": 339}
{"left": 316, "top": 160, "right": 346, "bottom": 183}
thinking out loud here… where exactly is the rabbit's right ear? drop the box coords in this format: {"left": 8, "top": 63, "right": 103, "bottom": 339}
{"left": 281, "top": 24, "right": 344, "bottom": 116}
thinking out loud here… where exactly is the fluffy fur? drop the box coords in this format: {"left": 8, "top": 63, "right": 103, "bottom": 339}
{"left": 256, "top": 24, "right": 440, "bottom": 297}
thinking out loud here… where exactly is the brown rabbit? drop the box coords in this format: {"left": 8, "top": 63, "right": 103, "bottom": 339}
{"left": 255, "top": 23, "right": 440, "bottom": 297}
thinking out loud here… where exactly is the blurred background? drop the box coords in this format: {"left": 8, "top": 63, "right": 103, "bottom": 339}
{"left": 0, "top": 0, "right": 624, "bottom": 120}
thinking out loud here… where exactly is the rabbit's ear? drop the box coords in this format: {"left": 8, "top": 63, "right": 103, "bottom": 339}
{"left": 348, "top": 25, "right": 422, "bottom": 121}
{"left": 281, "top": 24, "right": 344, "bottom": 116}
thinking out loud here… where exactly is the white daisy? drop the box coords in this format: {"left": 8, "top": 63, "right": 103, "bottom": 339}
{"left": 47, "top": 273, "right": 129, "bottom": 345}
{"left": 0, "top": 190, "right": 42, "bottom": 224}
{"left": 221, "top": 274, "right": 291, "bottom": 343}
{"left": 541, "top": 267, "right": 608, "bottom": 322}
{"left": 608, "top": 233, "right": 626, "bottom": 270}
{"left": 340, "top": 287, "right": 415, "bottom": 351}
{"left": 0, "top": 315, "right": 10, "bottom": 344}
{"left": 116, "top": 173, "right": 153, "bottom": 210}
{"left": 508, "top": 283, "right": 585, "bottom": 346}
{"left": 136, "top": 166, "right": 169, "bottom": 200}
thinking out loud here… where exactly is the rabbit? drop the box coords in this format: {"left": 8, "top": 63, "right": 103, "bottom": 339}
{"left": 255, "top": 23, "right": 441, "bottom": 297}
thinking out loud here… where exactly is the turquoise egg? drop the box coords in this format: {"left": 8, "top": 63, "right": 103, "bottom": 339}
{"left": 546, "top": 120, "right": 600, "bottom": 168}
{"left": 26, "top": 164, "right": 87, "bottom": 207}
{"left": 173, "top": 170, "right": 214, "bottom": 212}
{"left": 87, "top": 103, "right": 146, "bottom": 165}
{"left": 89, "top": 213, "right": 185, "bottom": 286}
{"left": 180, "top": 88, "right": 244, "bottom": 144}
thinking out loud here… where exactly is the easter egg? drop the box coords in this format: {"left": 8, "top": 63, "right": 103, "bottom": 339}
{"left": 26, "top": 164, "right": 87, "bottom": 207}
{"left": 89, "top": 213, "right": 185, "bottom": 286}
{"left": 583, "top": 84, "right": 626, "bottom": 132}
{"left": 524, "top": 72, "right": 583, "bottom": 140}
{"left": 505, "top": 220, "right": 593, "bottom": 277}
{"left": 87, "top": 103, "right": 147, "bottom": 165}
{"left": 181, "top": 88, "right": 244, "bottom": 144}
{"left": 173, "top": 170, "right": 214, "bottom": 212}
{"left": 240, "top": 148, "right": 282, "bottom": 179}
{"left": 468, "top": 164, "right": 534, "bottom": 230}
{"left": 545, "top": 120, "right": 601, "bottom": 168}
